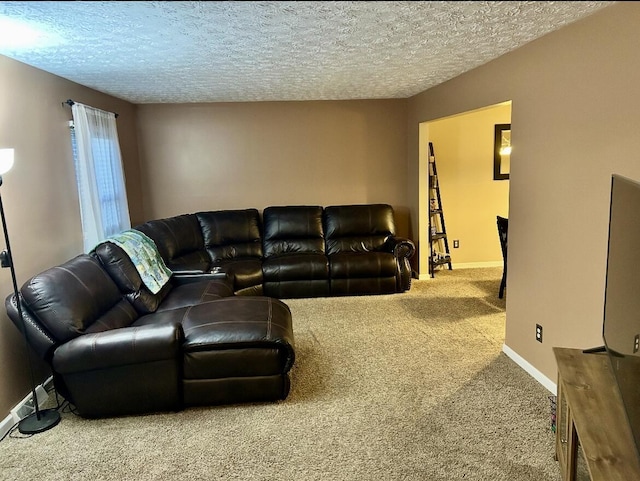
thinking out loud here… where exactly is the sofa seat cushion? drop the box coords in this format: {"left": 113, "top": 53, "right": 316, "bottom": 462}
{"left": 262, "top": 253, "right": 330, "bottom": 298}
{"left": 213, "top": 258, "right": 263, "bottom": 291}
{"left": 156, "top": 279, "right": 234, "bottom": 312}
{"left": 179, "top": 297, "right": 295, "bottom": 380}
{"left": 328, "top": 252, "right": 397, "bottom": 279}
{"left": 262, "top": 253, "right": 329, "bottom": 282}
{"left": 133, "top": 307, "right": 190, "bottom": 328}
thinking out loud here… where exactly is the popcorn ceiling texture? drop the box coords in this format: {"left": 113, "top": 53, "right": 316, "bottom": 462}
{"left": 0, "top": 1, "right": 613, "bottom": 104}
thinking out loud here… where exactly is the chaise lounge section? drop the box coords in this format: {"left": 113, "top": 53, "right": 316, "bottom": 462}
{"left": 6, "top": 243, "right": 295, "bottom": 418}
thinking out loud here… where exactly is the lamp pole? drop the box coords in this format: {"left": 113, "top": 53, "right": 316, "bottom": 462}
{"left": 0, "top": 165, "right": 60, "bottom": 434}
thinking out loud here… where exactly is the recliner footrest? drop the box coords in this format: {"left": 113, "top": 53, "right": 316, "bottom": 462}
{"left": 179, "top": 297, "right": 295, "bottom": 405}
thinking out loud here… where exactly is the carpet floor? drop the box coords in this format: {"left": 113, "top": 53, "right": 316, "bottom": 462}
{"left": 0, "top": 267, "right": 561, "bottom": 481}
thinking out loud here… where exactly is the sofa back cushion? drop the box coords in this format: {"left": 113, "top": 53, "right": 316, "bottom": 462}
{"left": 134, "top": 214, "right": 208, "bottom": 269}
{"left": 20, "top": 255, "right": 138, "bottom": 343}
{"left": 262, "top": 206, "right": 325, "bottom": 258}
{"left": 323, "top": 204, "right": 396, "bottom": 255}
{"left": 92, "top": 242, "right": 172, "bottom": 314}
{"left": 196, "top": 209, "right": 263, "bottom": 261}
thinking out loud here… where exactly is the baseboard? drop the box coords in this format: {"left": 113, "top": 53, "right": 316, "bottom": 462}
{"left": 417, "top": 261, "right": 503, "bottom": 280}
{"left": 0, "top": 376, "right": 54, "bottom": 440}
{"left": 502, "top": 344, "right": 557, "bottom": 394}
{"left": 453, "top": 261, "right": 503, "bottom": 269}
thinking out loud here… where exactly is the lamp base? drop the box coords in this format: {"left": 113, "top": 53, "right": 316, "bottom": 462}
{"left": 18, "top": 408, "right": 61, "bottom": 435}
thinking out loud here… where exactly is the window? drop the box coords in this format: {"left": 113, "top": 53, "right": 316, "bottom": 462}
{"left": 69, "top": 103, "right": 131, "bottom": 252}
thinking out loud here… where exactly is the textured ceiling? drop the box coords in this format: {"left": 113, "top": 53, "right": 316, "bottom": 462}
{"left": 0, "top": 1, "right": 615, "bottom": 104}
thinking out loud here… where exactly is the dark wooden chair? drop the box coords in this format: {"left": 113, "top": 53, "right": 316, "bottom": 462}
{"left": 496, "top": 216, "right": 508, "bottom": 299}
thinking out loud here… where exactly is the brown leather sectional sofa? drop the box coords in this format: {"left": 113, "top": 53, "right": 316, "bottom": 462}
{"left": 135, "top": 204, "right": 415, "bottom": 298}
{"left": 5, "top": 204, "right": 414, "bottom": 419}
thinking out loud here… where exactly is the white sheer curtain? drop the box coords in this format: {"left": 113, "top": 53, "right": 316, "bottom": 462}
{"left": 71, "top": 102, "right": 131, "bottom": 252}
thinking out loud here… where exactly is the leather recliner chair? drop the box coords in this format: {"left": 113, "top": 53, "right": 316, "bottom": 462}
{"left": 324, "top": 204, "right": 414, "bottom": 295}
{"left": 262, "top": 205, "right": 330, "bottom": 298}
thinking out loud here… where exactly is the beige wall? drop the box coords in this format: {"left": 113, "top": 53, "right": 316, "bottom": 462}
{"left": 135, "top": 100, "right": 410, "bottom": 236}
{"left": 408, "top": 2, "right": 635, "bottom": 382}
{"left": 0, "top": 67, "right": 409, "bottom": 419}
{"left": 0, "top": 55, "right": 142, "bottom": 416}
{"left": 421, "top": 103, "right": 511, "bottom": 273}
{"left": 1, "top": 1, "right": 635, "bottom": 418}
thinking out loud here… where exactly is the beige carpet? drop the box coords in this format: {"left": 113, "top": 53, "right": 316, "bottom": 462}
{"left": 0, "top": 267, "right": 561, "bottom": 481}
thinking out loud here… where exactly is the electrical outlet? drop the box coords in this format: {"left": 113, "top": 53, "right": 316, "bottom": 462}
{"left": 453, "top": 240, "right": 459, "bottom": 248}
{"left": 634, "top": 334, "right": 639, "bottom": 353}
{"left": 536, "top": 324, "right": 543, "bottom": 343}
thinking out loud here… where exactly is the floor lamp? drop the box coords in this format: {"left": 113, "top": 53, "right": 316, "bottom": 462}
{"left": 0, "top": 148, "right": 61, "bottom": 434}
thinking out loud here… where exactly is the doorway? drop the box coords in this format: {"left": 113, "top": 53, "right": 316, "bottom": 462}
{"left": 418, "top": 101, "right": 511, "bottom": 279}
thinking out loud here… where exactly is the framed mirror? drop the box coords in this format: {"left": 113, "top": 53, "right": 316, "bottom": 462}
{"left": 493, "top": 123, "right": 511, "bottom": 180}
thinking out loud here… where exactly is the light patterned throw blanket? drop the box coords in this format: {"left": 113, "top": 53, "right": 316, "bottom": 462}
{"left": 105, "top": 229, "right": 172, "bottom": 294}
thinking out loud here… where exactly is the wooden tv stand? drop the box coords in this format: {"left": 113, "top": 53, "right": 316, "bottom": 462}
{"left": 553, "top": 347, "right": 640, "bottom": 481}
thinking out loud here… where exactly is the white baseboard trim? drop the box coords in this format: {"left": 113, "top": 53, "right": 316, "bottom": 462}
{"left": 417, "top": 261, "right": 503, "bottom": 280}
{"left": 502, "top": 344, "right": 557, "bottom": 394}
{"left": 0, "top": 376, "right": 54, "bottom": 440}
{"left": 0, "top": 414, "right": 16, "bottom": 441}
{"left": 453, "top": 261, "right": 503, "bottom": 269}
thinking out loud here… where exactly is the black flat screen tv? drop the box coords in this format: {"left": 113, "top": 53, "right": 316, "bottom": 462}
{"left": 602, "top": 173, "right": 640, "bottom": 457}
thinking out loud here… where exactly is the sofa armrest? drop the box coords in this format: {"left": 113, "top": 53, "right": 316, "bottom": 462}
{"left": 52, "top": 323, "right": 184, "bottom": 417}
{"left": 5, "top": 293, "right": 57, "bottom": 363}
{"left": 386, "top": 236, "right": 416, "bottom": 259}
{"left": 172, "top": 267, "right": 230, "bottom": 285}
{"left": 385, "top": 237, "right": 416, "bottom": 293}
{"left": 172, "top": 269, "right": 207, "bottom": 275}
{"left": 53, "top": 323, "right": 183, "bottom": 373}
